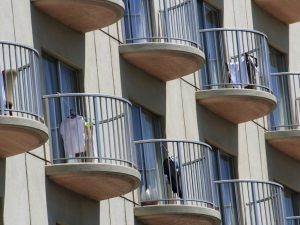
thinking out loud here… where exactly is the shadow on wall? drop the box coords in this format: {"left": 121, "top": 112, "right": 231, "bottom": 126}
{"left": 45, "top": 177, "right": 100, "bottom": 225}
{"left": 119, "top": 57, "right": 167, "bottom": 120}
{"left": 196, "top": 103, "right": 238, "bottom": 156}
{"left": 30, "top": 4, "right": 86, "bottom": 77}
{"left": 266, "top": 145, "right": 300, "bottom": 192}
{"left": 251, "top": 1, "right": 289, "bottom": 53}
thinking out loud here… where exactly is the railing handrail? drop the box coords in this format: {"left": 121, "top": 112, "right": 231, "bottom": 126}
{"left": 215, "top": 179, "right": 284, "bottom": 188}
{"left": 43, "top": 93, "right": 132, "bottom": 106}
{"left": 134, "top": 138, "right": 212, "bottom": 149}
{"left": 0, "top": 40, "right": 39, "bottom": 55}
{"left": 286, "top": 216, "right": 300, "bottom": 220}
{"left": 271, "top": 72, "right": 300, "bottom": 76}
{"left": 135, "top": 139, "right": 215, "bottom": 208}
{"left": 124, "top": 0, "right": 199, "bottom": 47}
{"left": 199, "top": 28, "right": 268, "bottom": 39}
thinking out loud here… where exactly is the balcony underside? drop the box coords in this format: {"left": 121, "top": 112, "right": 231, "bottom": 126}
{"left": 135, "top": 205, "right": 221, "bottom": 225}
{"left": 266, "top": 130, "right": 300, "bottom": 160}
{"left": 196, "top": 89, "right": 277, "bottom": 124}
{"left": 46, "top": 163, "right": 141, "bottom": 201}
{"left": 32, "top": 0, "right": 125, "bottom": 32}
{"left": 255, "top": 0, "right": 300, "bottom": 24}
{"left": 0, "top": 116, "right": 48, "bottom": 157}
{"left": 120, "top": 43, "right": 205, "bottom": 81}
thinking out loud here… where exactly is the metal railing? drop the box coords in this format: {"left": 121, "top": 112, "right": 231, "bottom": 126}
{"left": 43, "top": 93, "right": 136, "bottom": 168}
{"left": 216, "top": 180, "right": 285, "bottom": 225}
{"left": 124, "top": 0, "right": 199, "bottom": 47}
{"left": 134, "top": 139, "right": 216, "bottom": 209}
{"left": 0, "top": 41, "right": 43, "bottom": 121}
{"left": 286, "top": 216, "right": 300, "bottom": 225}
{"left": 199, "top": 28, "right": 272, "bottom": 93}
{"left": 270, "top": 73, "right": 300, "bottom": 131}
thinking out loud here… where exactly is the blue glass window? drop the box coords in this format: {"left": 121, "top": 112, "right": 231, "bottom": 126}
{"left": 43, "top": 55, "right": 79, "bottom": 161}
{"left": 124, "top": 0, "right": 152, "bottom": 43}
{"left": 269, "top": 47, "right": 291, "bottom": 130}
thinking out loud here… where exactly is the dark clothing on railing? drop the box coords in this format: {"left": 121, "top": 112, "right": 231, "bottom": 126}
{"left": 163, "top": 157, "right": 183, "bottom": 198}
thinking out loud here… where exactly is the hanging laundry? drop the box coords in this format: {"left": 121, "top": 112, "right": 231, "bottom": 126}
{"left": 229, "top": 58, "right": 249, "bottom": 87}
{"left": 60, "top": 115, "right": 86, "bottom": 162}
{"left": 163, "top": 157, "right": 183, "bottom": 198}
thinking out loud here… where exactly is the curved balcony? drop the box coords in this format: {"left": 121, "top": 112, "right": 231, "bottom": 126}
{"left": 0, "top": 41, "right": 48, "bottom": 157}
{"left": 255, "top": 0, "right": 300, "bottom": 24}
{"left": 266, "top": 73, "right": 300, "bottom": 160}
{"left": 44, "top": 93, "right": 140, "bottom": 201}
{"left": 134, "top": 139, "right": 221, "bottom": 225}
{"left": 216, "top": 180, "right": 285, "bottom": 225}
{"left": 31, "top": 0, "right": 125, "bottom": 32}
{"left": 196, "top": 28, "right": 276, "bottom": 124}
{"left": 120, "top": 0, "right": 205, "bottom": 81}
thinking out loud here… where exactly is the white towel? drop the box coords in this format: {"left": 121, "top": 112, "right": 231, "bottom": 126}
{"left": 229, "top": 59, "right": 249, "bottom": 87}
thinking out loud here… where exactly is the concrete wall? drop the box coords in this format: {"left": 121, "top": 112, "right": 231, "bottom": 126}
{"left": 0, "top": 0, "right": 299, "bottom": 224}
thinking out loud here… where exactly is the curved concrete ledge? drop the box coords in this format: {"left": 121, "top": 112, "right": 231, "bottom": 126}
{"left": 120, "top": 42, "right": 205, "bottom": 81}
{"left": 0, "top": 116, "right": 48, "bottom": 157}
{"left": 196, "top": 88, "right": 277, "bottom": 124}
{"left": 32, "top": 0, "right": 125, "bottom": 32}
{"left": 266, "top": 129, "right": 300, "bottom": 160}
{"left": 46, "top": 163, "right": 141, "bottom": 201}
{"left": 135, "top": 205, "right": 221, "bottom": 225}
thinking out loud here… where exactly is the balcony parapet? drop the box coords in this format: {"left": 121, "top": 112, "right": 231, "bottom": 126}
{"left": 44, "top": 93, "right": 140, "bottom": 200}
{"left": 216, "top": 179, "right": 285, "bottom": 225}
{"left": 134, "top": 139, "right": 221, "bottom": 225}
{"left": 0, "top": 41, "right": 48, "bottom": 157}
{"left": 255, "top": 0, "right": 300, "bottom": 24}
{"left": 32, "top": 0, "right": 125, "bottom": 32}
{"left": 196, "top": 28, "right": 276, "bottom": 123}
{"left": 120, "top": 0, "right": 205, "bottom": 81}
{"left": 266, "top": 73, "right": 300, "bottom": 160}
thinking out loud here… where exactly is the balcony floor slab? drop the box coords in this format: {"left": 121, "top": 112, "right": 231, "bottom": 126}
{"left": 120, "top": 42, "right": 205, "bottom": 81}
{"left": 266, "top": 130, "right": 300, "bottom": 160}
{"left": 255, "top": 0, "right": 300, "bottom": 24}
{"left": 135, "top": 205, "right": 221, "bottom": 225}
{"left": 46, "top": 163, "right": 141, "bottom": 201}
{"left": 196, "top": 88, "right": 277, "bottom": 124}
{"left": 32, "top": 0, "right": 124, "bottom": 32}
{"left": 0, "top": 116, "right": 48, "bottom": 157}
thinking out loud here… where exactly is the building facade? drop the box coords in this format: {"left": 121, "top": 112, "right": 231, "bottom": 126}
{"left": 0, "top": 0, "right": 299, "bottom": 225}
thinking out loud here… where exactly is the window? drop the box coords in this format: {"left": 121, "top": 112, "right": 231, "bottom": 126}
{"left": 211, "top": 147, "right": 237, "bottom": 225}
{"left": 269, "top": 47, "right": 291, "bottom": 129}
{"left": 284, "top": 187, "right": 300, "bottom": 225}
{"left": 199, "top": 1, "right": 221, "bottom": 29}
{"left": 42, "top": 55, "right": 80, "bottom": 160}
{"left": 124, "top": 0, "right": 152, "bottom": 43}
{"left": 132, "top": 104, "right": 163, "bottom": 202}
{"left": 198, "top": 1, "right": 222, "bottom": 89}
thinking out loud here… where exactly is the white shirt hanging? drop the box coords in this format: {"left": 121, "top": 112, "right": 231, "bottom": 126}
{"left": 229, "top": 59, "right": 249, "bottom": 87}
{"left": 60, "top": 115, "right": 86, "bottom": 159}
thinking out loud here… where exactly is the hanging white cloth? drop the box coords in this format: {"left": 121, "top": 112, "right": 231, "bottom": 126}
{"left": 229, "top": 59, "right": 249, "bottom": 87}
{"left": 60, "top": 115, "right": 86, "bottom": 161}
{"left": 0, "top": 74, "right": 6, "bottom": 107}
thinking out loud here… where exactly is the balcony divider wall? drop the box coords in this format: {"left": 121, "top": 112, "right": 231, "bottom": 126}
{"left": 196, "top": 28, "right": 277, "bottom": 124}
{"left": 120, "top": 0, "right": 205, "bottom": 81}
{"left": 44, "top": 93, "right": 140, "bottom": 201}
{"left": 0, "top": 41, "right": 48, "bottom": 157}
{"left": 134, "top": 139, "right": 221, "bottom": 225}
{"left": 266, "top": 73, "right": 300, "bottom": 160}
